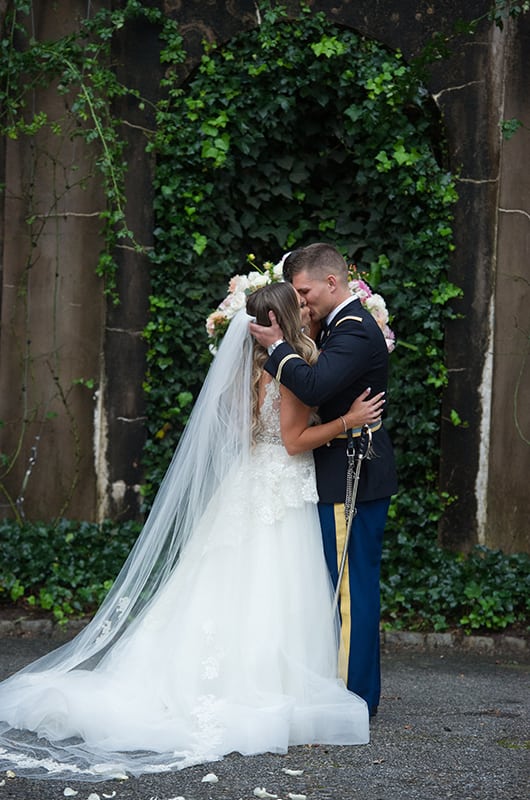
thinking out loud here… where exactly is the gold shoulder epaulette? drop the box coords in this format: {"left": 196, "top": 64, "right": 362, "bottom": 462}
{"left": 275, "top": 353, "right": 304, "bottom": 382}
{"left": 335, "top": 315, "right": 363, "bottom": 326}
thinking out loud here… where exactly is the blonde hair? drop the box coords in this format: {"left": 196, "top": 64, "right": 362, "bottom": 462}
{"left": 246, "top": 282, "right": 318, "bottom": 435}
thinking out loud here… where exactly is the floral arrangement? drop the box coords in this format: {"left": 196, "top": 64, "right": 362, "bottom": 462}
{"left": 206, "top": 254, "right": 395, "bottom": 353}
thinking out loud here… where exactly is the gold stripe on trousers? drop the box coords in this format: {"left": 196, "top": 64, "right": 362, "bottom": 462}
{"left": 333, "top": 503, "right": 350, "bottom": 683}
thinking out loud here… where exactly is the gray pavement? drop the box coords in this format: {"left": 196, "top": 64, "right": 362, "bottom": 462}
{"left": 0, "top": 630, "right": 528, "bottom": 800}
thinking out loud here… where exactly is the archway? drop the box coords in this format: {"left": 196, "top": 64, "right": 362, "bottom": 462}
{"left": 144, "top": 9, "right": 457, "bottom": 551}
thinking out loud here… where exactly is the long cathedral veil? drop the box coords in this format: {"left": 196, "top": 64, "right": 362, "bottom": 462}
{"left": 0, "top": 301, "right": 371, "bottom": 781}
{"left": 0, "top": 309, "right": 254, "bottom": 700}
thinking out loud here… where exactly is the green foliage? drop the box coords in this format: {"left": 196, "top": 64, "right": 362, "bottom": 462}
{"left": 489, "top": 0, "right": 530, "bottom": 28}
{"left": 381, "top": 535, "right": 530, "bottom": 634}
{"left": 146, "top": 8, "right": 460, "bottom": 525}
{"left": 501, "top": 117, "right": 524, "bottom": 140}
{"left": 0, "top": 519, "right": 140, "bottom": 623}
{"left": 1, "top": 518, "right": 526, "bottom": 635}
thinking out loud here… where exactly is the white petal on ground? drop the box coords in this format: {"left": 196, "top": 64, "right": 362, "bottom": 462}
{"left": 253, "top": 789, "right": 278, "bottom": 799}
{"left": 5, "top": 771, "right": 15, "bottom": 779}
{"left": 281, "top": 768, "right": 304, "bottom": 776}
{"left": 288, "top": 794, "right": 307, "bottom": 800}
{"left": 63, "top": 790, "right": 79, "bottom": 797}
{"left": 102, "top": 793, "right": 117, "bottom": 798}
{"left": 201, "top": 772, "right": 219, "bottom": 783}
{"left": 87, "top": 794, "right": 100, "bottom": 800}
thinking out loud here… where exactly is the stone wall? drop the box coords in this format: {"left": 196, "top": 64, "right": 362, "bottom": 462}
{"left": 484, "top": 15, "right": 530, "bottom": 553}
{"left": 0, "top": 2, "right": 107, "bottom": 521}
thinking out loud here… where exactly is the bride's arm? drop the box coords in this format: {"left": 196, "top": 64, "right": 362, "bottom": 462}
{"left": 280, "top": 385, "right": 385, "bottom": 456}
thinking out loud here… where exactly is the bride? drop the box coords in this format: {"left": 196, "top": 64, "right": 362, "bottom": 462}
{"left": 0, "top": 281, "right": 384, "bottom": 780}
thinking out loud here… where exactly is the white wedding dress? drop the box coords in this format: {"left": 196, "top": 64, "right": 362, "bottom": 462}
{"left": 0, "top": 316, "right": 368, "bottom": 781}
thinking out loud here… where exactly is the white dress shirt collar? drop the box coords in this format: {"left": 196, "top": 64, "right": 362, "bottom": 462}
{"left": 325, "top": 292, "right": 359, "bottom": 327}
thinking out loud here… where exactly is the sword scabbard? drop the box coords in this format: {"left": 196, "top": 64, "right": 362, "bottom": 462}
{"left": 333, "top": 424, "right": 373, "bottom": 615}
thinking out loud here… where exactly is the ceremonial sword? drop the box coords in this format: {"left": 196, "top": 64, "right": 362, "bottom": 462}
{"left": 332, "top": 423, "right": 373, "bottom": 614}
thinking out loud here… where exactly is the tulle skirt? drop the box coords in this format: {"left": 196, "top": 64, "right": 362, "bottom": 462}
{"left": 0, "top": 448, "right": 369, "bottom": 779}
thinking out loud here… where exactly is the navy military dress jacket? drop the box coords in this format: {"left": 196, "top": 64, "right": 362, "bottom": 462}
{"left": 265, "top": 297, "right": 398, "bottom": 504}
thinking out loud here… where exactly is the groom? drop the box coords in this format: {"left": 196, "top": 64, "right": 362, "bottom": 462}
{"left": 250, "top": 243, "right": 397, "bottom": 717}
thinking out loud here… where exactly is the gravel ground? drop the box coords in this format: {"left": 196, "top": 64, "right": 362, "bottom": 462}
{"left": 0, "top": 630, "right": 528, "bottom": 800}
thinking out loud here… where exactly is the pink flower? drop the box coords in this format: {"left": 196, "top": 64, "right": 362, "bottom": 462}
{"left": 383, "top": 325, "right": 396, "bottom": 353}
{"left": 349, "top": 278, "right": 372, "bottom": 301}
{"left": 205, "top": 310, "right": 226, "bottom": 337}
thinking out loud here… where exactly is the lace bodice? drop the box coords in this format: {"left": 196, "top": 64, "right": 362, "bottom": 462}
{"left": 255, "top": 378, "right": 283, "bottom": 445}
{"left": 195, "top": 378, "right": 318, "bottom": 554}
{"left": 246, "top": 379, "right": 318, "bottom": 521}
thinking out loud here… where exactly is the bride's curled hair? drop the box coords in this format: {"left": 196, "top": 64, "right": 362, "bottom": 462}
{"left": 246, "top": 282, "right": 318, "bottom": 431}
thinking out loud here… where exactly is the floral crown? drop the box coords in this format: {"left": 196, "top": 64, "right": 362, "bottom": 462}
{"left": 206, "top": 254, "right": 395, "bottom": 354}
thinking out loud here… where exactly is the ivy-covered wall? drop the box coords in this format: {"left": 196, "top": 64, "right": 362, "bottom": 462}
{"left": 0, "top": 1, "right": 528, "bottom": 554}
{"left": 147, "top": 0, "right": 530, "bottom": 553}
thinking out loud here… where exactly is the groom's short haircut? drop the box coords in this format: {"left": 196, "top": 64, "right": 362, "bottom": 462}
{"left": 283, "top": 243, "right": 348, "bottom": 284}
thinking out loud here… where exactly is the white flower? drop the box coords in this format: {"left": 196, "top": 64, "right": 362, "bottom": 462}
{"left": 228, "top": 274, "right": 249, "bottom": 294}
{"left": 201, "top": 772, "right": 219, "bottom": 783}
{"left": 364, "top": 293, "right": 389, "bottom": 327}
{"left": 247, "top": 270, "right": 270, "bottom": 289}
{"left": 229, "top": 291, "right": 248, "bottom": 313}
{"left": 220, "top": 290, "right": 246, "bottom": 318}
